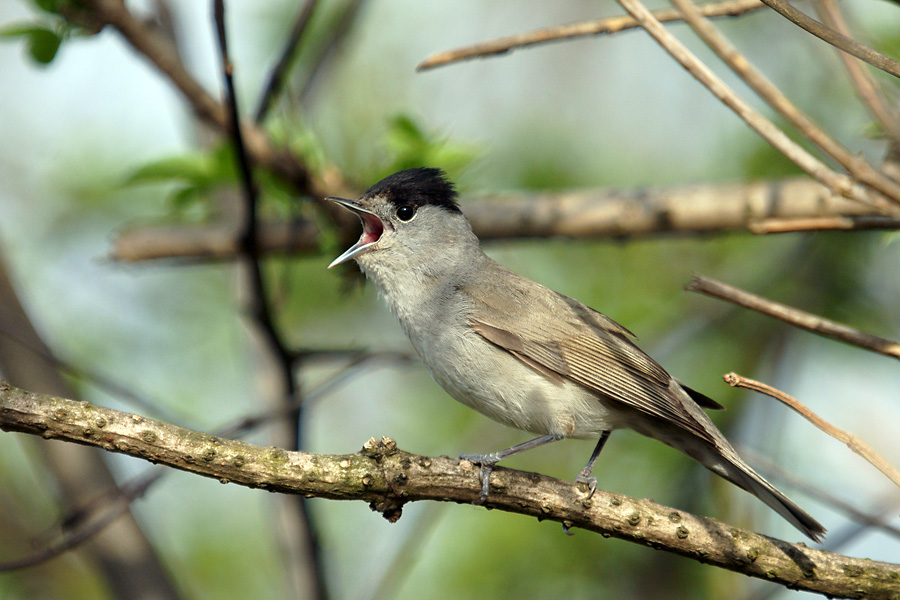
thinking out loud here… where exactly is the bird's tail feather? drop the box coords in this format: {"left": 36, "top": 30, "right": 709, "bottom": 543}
{"left": 715, "top": 456, "right": 825, "bottom": 543}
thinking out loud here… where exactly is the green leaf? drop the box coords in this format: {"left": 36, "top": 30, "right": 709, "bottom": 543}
{"left": 27, "top": 28, "right": 61, "bottom": 64}
{"left": 125, "top": 154, "right": 217, "bottom": 186}
{"left": 34, "top": 0, "right": 66, "bottom": 13}
{"left": 380, "top": 114, "right": 479, "bottom": 179}
{"left": 0, "top": 24, "right": 62, "bottom": 64}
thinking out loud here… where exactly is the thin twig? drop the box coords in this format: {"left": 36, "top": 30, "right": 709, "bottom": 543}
{"left": 813, "top": 0, "right": 900, "bottom": 144}
{"left": 416, "top": 0, "right": 765, "bottom": 71}
{"left": 668, "top": 0, "right": 900, "bottom": 206}
{"left": 613, "top": 0, "right": 889, "bottom": 213}
{"left": 724, "top": 372, "right": 900, "bottom": 489}
{"left": 746, "top": 214, "right": 900, "bottom": 234}
{"left": 757, "top": 0, "right": 900, "bottom": 80}
{"left": 685, "top": 275, "right": 900, "bottom": 360}
{"left": 298, "top": 0, "right": 367, "bottom": 104}
{"left": 254, "top": 0, "right": 320, "bottom": 123}
{"left": 0, "top": 468, "right": 165, "bottom": 571}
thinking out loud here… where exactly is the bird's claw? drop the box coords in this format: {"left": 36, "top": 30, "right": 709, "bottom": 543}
{"left": 575, "top": 474, "right": 598, "bottom": 499}
{"left": 460, "top": 453, "right": 497, "bottom": 504}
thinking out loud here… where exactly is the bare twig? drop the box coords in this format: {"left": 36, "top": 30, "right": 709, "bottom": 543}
{"left": 213, "top": 2, "right": 292, "bottom": 376}
{"left": 757, "top": 0, "right": 900, "bottom": 80}
{"left": 724, "top": 373, "right": 900, "bottom": 489}
{"left": 4, "top": 382, "right": 900, "bottom": 598}
{"left": 298, "top": 0, "right": 367, "bottom": 104}
{"left": 254, "top": 0, "right": 320, "bottom": 123}
{"left": 813, "top": 0, "right": 900, "bottom": 144}
{"left": 614, "top": 0, "right": 891, "bottom": 213}
{"left": 0, "top": 467, "right": 165, "bottom": 571}
{"left": 746, "top": 214, "right": 900, "bottom": 233}
{"left": 668, "top": 0, "right": 900, "bottom": 206}
{"left": 416, "top": 0, "right": 765, "bottom": 71}
{"left": 685, "top": 275, "right": 900, "bottom": 360}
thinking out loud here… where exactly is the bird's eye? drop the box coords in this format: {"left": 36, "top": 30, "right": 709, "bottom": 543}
{"left": 396, "top": 205, "right": 416, "bottom": 221}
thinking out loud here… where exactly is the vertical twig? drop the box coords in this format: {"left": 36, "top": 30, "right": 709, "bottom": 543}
{"left": 212, "top": 3, "right": 328, "bottom": 600}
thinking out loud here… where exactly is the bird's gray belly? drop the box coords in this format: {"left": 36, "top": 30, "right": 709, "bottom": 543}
{"left": 408, "top": 325, "right": 619, "bottom": 439}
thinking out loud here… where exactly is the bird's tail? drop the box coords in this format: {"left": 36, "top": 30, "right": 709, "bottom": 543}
{"left": 708, "top": 452, "right": 826, "bottom": 542}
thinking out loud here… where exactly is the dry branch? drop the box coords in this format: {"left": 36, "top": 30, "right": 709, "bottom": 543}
{"left": 111, "top": 177, "right": 899, "bottom": 262}
{"left": 686, "top": 275, "right": 900, "bottom": 360}
{"left": 2, "top": 382, "right": 900, "bottom": 598}
{"left": 724, "top": 373, "right": 900, "bottom": 489}
{"left": 757, "top": 0, "right": 900, "bottom": 80}
{"left": 668, "top": 0, "right": 900, "bottom": 205}
{"left": 614, "top": 0, "right": 890, "bottom": 212}
{"left": 813, "top": 0, "right": 900, "bottom": 143}
{"left": 417, "top": 0, "right": 765, "bottom": 71}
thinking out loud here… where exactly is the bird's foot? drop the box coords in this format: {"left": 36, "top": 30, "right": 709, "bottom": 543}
{"left": 575, "top": 474, "right": 598, "bottom": 499}
{"left": 459, "top": 452, "right": 501, "bottom": 505}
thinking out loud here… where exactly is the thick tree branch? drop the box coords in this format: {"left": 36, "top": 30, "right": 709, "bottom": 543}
{"left": 0, "top": 353, "right": 396, "bottom": 571}
{"left": 2, "top": 382, "right": 899, "bottom": 599}
{"left": 110, "top": 177, "right": 900, "bottom": 262}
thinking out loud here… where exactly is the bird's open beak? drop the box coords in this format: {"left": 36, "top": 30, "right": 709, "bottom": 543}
{"left": 327, "top": 197, "right": 386, "bottom": 268}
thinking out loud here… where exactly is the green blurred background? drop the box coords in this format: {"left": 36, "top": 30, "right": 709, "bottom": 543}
{"left": 0, "top": 1, "right": 899, "bottom": 599}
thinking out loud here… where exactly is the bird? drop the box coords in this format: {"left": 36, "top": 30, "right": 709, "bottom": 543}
{"left": 327, "top": 167, "right": 825, "bottom": 542}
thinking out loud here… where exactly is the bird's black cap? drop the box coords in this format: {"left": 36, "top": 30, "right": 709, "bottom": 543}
{"left": 363, "top": 168, "right": 461, "bottom": 214}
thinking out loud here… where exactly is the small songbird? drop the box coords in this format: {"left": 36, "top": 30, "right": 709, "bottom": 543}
{"left": 328, "top": 167, "right": 825, "bottom": 542}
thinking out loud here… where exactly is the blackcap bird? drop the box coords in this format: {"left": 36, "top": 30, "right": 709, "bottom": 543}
{"left": 328, "top": 167, "right": 825, "bottom": 542}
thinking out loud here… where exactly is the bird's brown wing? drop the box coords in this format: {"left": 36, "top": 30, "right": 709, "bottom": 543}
{"left": 467, "top": 273, "right": 717, "bottom": 443}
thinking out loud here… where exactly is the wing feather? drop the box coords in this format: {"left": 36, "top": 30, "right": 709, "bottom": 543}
{"left": 467, "top": 272, "right": 716, "bottom": 443}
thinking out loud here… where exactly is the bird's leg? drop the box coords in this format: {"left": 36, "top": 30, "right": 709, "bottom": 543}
{"left": 460, "top": 433, "right": 564, "bottom": 504}
{"left": 575, "top": 430, "right": 611, "bottom": 499}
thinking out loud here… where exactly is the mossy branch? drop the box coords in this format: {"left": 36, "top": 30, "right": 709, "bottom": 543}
{"left": 1, "top": 381, "right": 898, "bottom": 598}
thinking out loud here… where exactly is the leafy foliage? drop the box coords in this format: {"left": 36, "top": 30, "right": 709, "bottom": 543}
{"left": 0, "top": 23, "right": 63, "bottom": 64}
{"left": 377, "top": 114, "right": 478, "bottom": 181}
{"left": 0, "top": 0, "right": 94, "bottom": 65}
